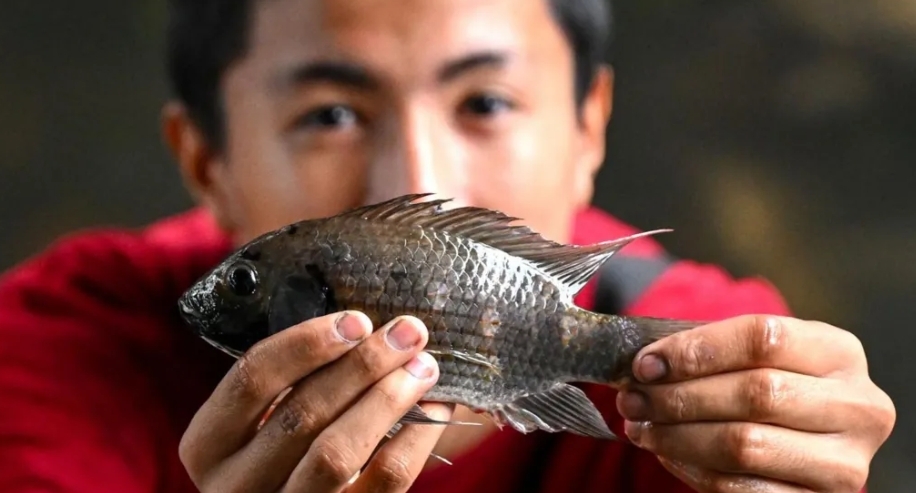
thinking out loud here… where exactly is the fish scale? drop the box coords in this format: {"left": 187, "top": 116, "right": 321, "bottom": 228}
{"left": 178, "top": 193, "right": 702, "bottom": 454}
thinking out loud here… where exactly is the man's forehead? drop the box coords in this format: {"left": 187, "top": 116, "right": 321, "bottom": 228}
{"left": 243, "top": 0, "right": 565, "bottom": 84}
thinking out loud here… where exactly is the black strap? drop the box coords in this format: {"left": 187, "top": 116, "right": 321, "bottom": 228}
{"left": 593, "top": 253, "right": 676, "bottom": 315}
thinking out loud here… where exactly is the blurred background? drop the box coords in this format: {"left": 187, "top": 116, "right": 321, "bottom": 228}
{"left": 1, "top": 1, "right": 913, "bottom": 491}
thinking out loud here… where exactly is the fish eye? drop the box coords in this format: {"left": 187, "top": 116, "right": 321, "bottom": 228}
{"left": 226, "top": 263, "right": 259, "bottom": 297}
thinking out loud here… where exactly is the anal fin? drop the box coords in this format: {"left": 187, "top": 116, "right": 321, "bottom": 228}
{"left": 494, "top": 383, "right": 616, "bottom": 440}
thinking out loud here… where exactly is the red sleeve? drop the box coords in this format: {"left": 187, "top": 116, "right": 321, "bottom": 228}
{"left": 0, "top": 233, "right": 196, "bottom": 492}
{"left": 625, "top": 259, "right": 793, "bottom": 320}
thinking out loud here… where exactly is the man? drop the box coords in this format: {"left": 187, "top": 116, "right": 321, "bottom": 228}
{"left": 0, "top": 0, "right": 894, "bottom": 492}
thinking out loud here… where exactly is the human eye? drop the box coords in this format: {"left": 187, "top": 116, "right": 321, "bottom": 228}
{"left": 294, "top": 104, "right": 361, "bottom": 130}
{"left": 458, "top": 93, "right": 516, "bottom": 118}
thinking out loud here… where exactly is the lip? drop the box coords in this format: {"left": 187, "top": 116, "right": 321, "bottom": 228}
{"left": 178, "top": 295, "right": 196, "bottom": 314}
{"left": 177, "top": 295, "right": 205, "bottom": 328}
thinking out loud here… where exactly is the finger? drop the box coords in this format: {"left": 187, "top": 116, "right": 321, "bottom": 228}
{"left": 179, "top": 311, "right": 372, "bottom": 478}
{"left": 626, "top": 421, "right": 870, "bottom": 492}
{"left": 631, "top": 315, "right": 866, "bottom": 384}
{"left": 288, "top": 368, "right": 448, "bottom": 493}
{"left": 215, "top": 316, "right": 429, "bottom": 492}
{"left": 657, "top": 457, "right": 812, "bottom": 493}
{"left": 349, "top": 402, "right": 455, "bottom": 493}
{"left": 617, "top": 369, "right": 863, "bottom": 432}
{"left": 372, "top": 401, "right": 456, "bottom": 469}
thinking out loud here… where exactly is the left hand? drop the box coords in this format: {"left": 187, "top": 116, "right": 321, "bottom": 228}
{"left": 615, "top": 314, "right": 896, "bottom": 493}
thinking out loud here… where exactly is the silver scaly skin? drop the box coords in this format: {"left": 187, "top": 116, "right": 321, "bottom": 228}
{"left": 178, "top": 194, "right": 700, "bottom": 444}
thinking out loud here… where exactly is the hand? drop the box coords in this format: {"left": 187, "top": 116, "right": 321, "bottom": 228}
{"left": 615, "top": 315, "right": 896, "bottom": 493}
{"left": 179, "top": 311, "right": 450, "bottom": 493}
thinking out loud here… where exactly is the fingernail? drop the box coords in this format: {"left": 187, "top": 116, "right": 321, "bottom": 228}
{"left": 618, "top": 390, "right": 648, "bottom": 420}
{"left": 404, "top": 352, "right": 436, "bottom": 380}
{"left": 624, "top": 420, "right": 650, "bottom": 445}
{"left": 637, "top": 354, "right": 668, "bottom": 382}
{"left": 386, "top": 318, "right": 422, "bottom": 351}
{"left": 335, "top": 313, "right": 369, "bottom": 342}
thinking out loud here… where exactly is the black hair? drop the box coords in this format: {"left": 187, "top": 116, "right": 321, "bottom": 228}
{"left": 166, "top": 0, "right": 612, "bottom": 149}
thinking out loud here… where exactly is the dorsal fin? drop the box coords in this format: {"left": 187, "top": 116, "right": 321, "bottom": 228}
{"left": 521, "top": 229, "right": 673, "bottom": 295}
{"left": 337, "top": 194, "right": 671, "bottom": 295}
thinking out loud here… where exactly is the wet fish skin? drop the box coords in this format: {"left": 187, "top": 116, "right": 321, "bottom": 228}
{"left": 178, "top": 193, "right": 700, "bottom": 443}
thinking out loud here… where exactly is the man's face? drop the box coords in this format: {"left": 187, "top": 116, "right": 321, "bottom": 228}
{"left": 166, "top": 0, "right": 613, "bottom": 247}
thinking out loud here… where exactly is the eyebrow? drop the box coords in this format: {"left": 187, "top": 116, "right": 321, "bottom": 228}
{"left": 273, "top": 50, "right": 511, "bottom": 92}
{"left": 437, "top": 51, "right": 510, "bottom": 82}
{"left": 278, "top": 61, "right": 379, "bottom": 91}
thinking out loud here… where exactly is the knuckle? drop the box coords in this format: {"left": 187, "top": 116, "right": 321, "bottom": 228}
{"left": 867, "top": 388, "right": 897, "bottom": 441}
{"left": 371, "top": 379, "right": 407, "bottom": 408}
{"left": 287, "top": 326, "right": 322, "bottom": 361}
{"left": 277, "top": 395, "right": 324, "bottom": 437}
{"left": 367, "top": 451, "right": 414, "bottom": 491}
{"left": 177, "top": 435, "right": 200, "bottom": 479}
{"left": 708, "top": 475, "right": 765, "bottom": 493}
{"left": 746, "top": 370, "right": 784, "bottom": 419}
{"left": 845, "top": 463, "right": 870, "bottom": 493}
{"left": 829, "top": 454, "right": 870, "bottom": 493}
{"left": 350, "top": 343, "right": 386, "bottom": 378}
{"left": 668, "top": 386, "right": 692, "bottom": 421}
{"left": 679, "top": 337, "right": 708, "bottom": 377}
{"left": 749, "top": 315, "right": 787, "bottom": 364}
{"left": 724, "top": 424, "right": 765, "bottom": 470}
{"left": 879, "top": 396, "right": 898, "bottom": 437}
{"left": 228, "top": 352, "right": 265, "bottom": 401}
{"left": 707, "top": 476, "right": 735, "bottom": 493}
{"left": 309, "top": 437, "right": 361, "bottom": 485}
{"left": 839, "top": 328, "right": 866, "bottom": 359}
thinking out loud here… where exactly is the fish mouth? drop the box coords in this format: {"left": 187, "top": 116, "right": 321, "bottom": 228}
{"left": 178, "top": 295, "right": 203, "bottom": 325}
{"left": 178, "top": 295, "right": 246, "bottom": 359}
{"left": 177, "top": 290, "right": 218, "bottom": 333}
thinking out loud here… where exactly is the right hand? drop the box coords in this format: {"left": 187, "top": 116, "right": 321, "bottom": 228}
{"left": 178, "top": 311, "right": 450, "bottom": 492}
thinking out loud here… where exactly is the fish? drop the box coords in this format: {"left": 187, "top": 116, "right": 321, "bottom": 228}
{"left": 177, "top": 193, "right": 701, "bottom": 454}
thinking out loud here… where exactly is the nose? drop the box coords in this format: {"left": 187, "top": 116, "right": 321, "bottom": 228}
{"left": 366, "top": 107, "right": 466, "bottom": 204}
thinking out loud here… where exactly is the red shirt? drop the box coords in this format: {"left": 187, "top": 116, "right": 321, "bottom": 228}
{"left": 0, "top": 207, "right": 793, "bottom": 492}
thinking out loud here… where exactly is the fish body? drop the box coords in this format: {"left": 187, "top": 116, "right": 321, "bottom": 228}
{"left": 178, "top": 194, "right": 699, "bottom": 441}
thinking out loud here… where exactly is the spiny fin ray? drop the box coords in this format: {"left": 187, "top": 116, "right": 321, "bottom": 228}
{"left": 426, "top": 348, "right": 502, "bottom": 376}
{"left": 492, "top": 383, "right": 615, "bottom": 439}
{"left": 400, "top": 404, "right": 482, "bottom": 427}
{"left": 381, "top": 404, "right": 482, "bottom": 467}
{"left": 337, "top": 194, "right": 672, "bottom": 295}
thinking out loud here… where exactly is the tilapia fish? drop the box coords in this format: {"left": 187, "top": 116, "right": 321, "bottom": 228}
{"left": 178, "top": 194, "right": 699, "bottom": 446}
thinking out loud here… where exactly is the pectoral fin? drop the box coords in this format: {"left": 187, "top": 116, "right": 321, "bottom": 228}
{"left": 379, "top": 404, "right": 479, "bottom": 467}
{"left": 383, "top": 422, "right": 453, "bottom": 465}
{"left": 400, "top": 404, "right": 482, "bottom": 427}
{"left": 491, "top": 383, "right": 616, "bottom": 440}
{"left": 425, "top": 349, "right": 502, "bottom": 376}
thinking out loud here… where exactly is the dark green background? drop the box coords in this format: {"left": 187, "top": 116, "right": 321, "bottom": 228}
{"left": 2, "top": 2, "right": 913, "bottom": 491}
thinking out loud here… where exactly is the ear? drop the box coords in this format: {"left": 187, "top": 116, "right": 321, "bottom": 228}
{"left": 161, "top": 101, "right": 235, "bottom": 231}
{"left": 571, "top": 65, "right": 614, "bottom": 209}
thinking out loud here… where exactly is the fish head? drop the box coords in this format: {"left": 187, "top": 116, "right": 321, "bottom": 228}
{"left": 178, "top": 246, "right": 277, "bottom": 358}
